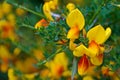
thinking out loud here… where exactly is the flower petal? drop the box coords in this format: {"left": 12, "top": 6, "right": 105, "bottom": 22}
{"left": 35, "top": 19, "right": 49, "bottom": 29}
{"left": 78, "top": 55, "right": 89, "bottom": 76}
{"left": 87, "top": 25, "right": 106, "bottom": 44}
{"left": 49, "top": 1, "right": 57, "bottom": 10}
{"left": 73, "top": 44, "right": 90, "bottom": 57}
{"left": 43, "top": 2, "right": 54, "bottom": 21}
{"left": 88, "top": 40, "right": 100, "bottom": 57}
{"left": 67, "top": 26, "right": 80, "bottom": 39}
{"left": 90, "top": 53, "right": 103, "bottom": 66}
{"left": 66, "top": 9, "right": 85, "bottom": 30}
{"left": 54, "top": 52, "right": 68, "bottom": 69}
{"left": 103, "top": 27, "right": 111, "bottom": 43}
{"left": 83, "top": 76, "right": 94, "bottom": 80}
{"left": 69, "top": 39, "right": 77, "bottom": 50}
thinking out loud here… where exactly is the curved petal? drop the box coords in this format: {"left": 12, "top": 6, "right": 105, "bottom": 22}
{"left": 66, "top": 9, "right": 85, "bottom": 30}
{"left": 87, "top": 25, "right": 106, "bottom": 44}
{"left": 49, "top": 1, "right": 56, "bottom": 10}
{"left": 69, "top": 39, "right": 77, "bottom": 50}
{"left": 90, "top": 53, "right": 103, "bottom": 66}
{"left": 88, "top": 40, "right": 100, "bottom": 57}
{"left": 73, "top": 44, "right": 90, "bottom": 57}
{"left": 67, "top": 26, "right": 79, "bottom": 39}
{"left": 43, "top": 2, "right": 54, "bottom": 21}
{"left": 78, "top": 55, "right": 89, "bottom": 76}
{"left": 103, "top": 27, "right": 111, "bottom": 43}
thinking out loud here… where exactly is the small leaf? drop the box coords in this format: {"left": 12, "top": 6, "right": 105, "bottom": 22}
{"left": 71, "top": 57, "right": 78, "bottom": 80}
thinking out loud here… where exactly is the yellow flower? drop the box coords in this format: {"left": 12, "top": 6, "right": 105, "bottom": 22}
{"left": 33, "top": 49, "right": 45, "bottom": 60}
{"left": 67, "top": 26, "right": 80, "bottom": 39}
{"left": 0, "top": 5, "right": 3, "bottom": 19}
{"left": 0, "top": 20, "right": 16, "bottom": 41}
{"left": 16, "top": 8, "right": 26, "bottom": 16}
{"left": 8, "top": 68, "right": 18, "bottom": 80}
{"left": 24, "top": 73, "right": 36, "bottom": 79}
{"left": 35, "top": 19, "right": 49, "bottom": 29}
{"left": 46, "top": 52, "right": 68, "bottom": 79}
{"left": 0, "top": 45, "right": 11, "bottom": 72}
{"left": 78, "top": 54, "right": 89, "bottom": 76}
{"left": 7, "top": 13, "right": 16, "bottom": 26}
{"left": 2, "top": 1, "right": 12, "bottom": 14}
{"left": 69, "top": 39, "right": 77, "bottom": 50}
{"left": 66, "top": 3, "right": 75, "bottom": 12}
{"left": 43, "top": 0, "right": 58, "bottom": 21}
{"left": 66, "top": 8, "right": 85, "bottom": 51}
{"left": 83, "top": 75, "right": 94, "bottom": 80}
{"left": 87, "top": 25, "right": 111, "bottom": 44}
{"left": 73, "top": 25, "right": 111, "bottom": 65}
{"left": 43, "top": 2, "right": 54, "bottom": 21}
{"left": 13, "top": 48, "right": 21, "bottom": 56}
{"left": 15, "top": 58, "right": 37, "bottom": 73}
{"left": 66, "top": 8, "right": 85, "bottom": 32}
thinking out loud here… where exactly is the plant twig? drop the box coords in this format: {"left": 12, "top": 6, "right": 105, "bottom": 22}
{"left": 6, "top": 0, "right": 46, "bottom": 18}
{"left": 87, "top": 1, "right": 105, "bottom": 30}
{"left": 21, "top": 23, "right": 36, "bottom": 30}
{"left": 71, "top": 57, "right": 78, "bottom": 80}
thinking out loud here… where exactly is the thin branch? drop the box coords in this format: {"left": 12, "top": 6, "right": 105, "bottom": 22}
{"left": 6, "top": 0, "right": 46, "bottom": 18}
{"left": 87, "top": 0, "right": 106, "bottom": 30}
{"left": 21, "top": 23, "right": 36, "bottom": 30}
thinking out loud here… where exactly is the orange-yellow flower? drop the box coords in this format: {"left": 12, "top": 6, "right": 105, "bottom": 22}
{"left": 35, "top": 19, "right": 49, "bottom": 29}
{"left": 73, "top": 25, "right": 111, "bottom": 66}
{"left": 0, "top": 20, "right": 16, "bottom": 41}
{"left": 43, "top": 0, "right": 58, "bottom": 21}
{"left": 2, "top": 1, "right": 12, "bottom": 14}
{"left": 0, "top": 45, "right": 12, "bottom": 72}
{"left": 78, "top": 54, "right": 89, "bottom": 76}
{"left": 66, "top": 9, "right": 85, "bottom": 50}
{"left": 66, "top": 9, "right": 85, "bottom": 39}
{"left": 83, "top": 75, "right": 94, "bottom": 80}
{"left": 16, "top": 8, "right": 26, "bottom": 16}
{"left": 45, "top": 52, "right": 69, "bottom": 79}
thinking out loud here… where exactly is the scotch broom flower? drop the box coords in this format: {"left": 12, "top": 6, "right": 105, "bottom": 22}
{"left": 46, "top": 52, "right": 68, "bottom": 79}
{"left": 35, "top": 19, "right": 49, "bottom": 29}
{"left": 43, "top": 0, "right": 58, "bottom": 21}
{"left": 2, "top": 1, "right": 12, "bottom": 14}
{"left": 66, "top": 8, "right": 85, "bottom": 39}
{"left": 0, "top": 45, "right": 12, "bottom": 72}
{"left": 74, "top": 25, "right": 111, "bottom": 65}
{"left": 66, "top": 8, "right": 85, "bottom": 50}
{"left": 78, "top": 54, "right": 89, "bottom": 76}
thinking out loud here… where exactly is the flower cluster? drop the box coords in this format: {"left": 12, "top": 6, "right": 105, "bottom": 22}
{"left": 66, "top": 8, "right": 111, "bottom": 76}
{"left": 32, "top": 1, "right": 119, "bottom": 79}
{"left": 1, "top": 0, "right": 120, "bottom": 80}
{"left": 35, "top": 2, "right": 112, "bottom": 77}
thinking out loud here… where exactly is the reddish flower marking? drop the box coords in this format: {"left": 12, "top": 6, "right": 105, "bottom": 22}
{"left": 78, "top": 54, "right": 89, "bottom": 76}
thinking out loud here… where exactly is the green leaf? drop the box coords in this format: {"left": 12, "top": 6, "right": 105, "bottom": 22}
{"left": 71, "top": 57, "right": 78, "bottom": 80}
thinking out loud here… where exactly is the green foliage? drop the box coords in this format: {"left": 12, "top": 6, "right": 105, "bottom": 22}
{"left": 1, "top": 0, "right": 120, "bottom": 79}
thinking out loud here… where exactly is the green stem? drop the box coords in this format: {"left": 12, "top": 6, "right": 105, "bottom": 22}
{"left": 71, "top": 57, "right": 78, "bottom": 80}
{"left": 87, "top": 0, "right": 105, "bottom": 30}
{"left": 6, "top": 0, "right": 46, "bottom": 18}
{"left": 21, "top": 23, "right": 36, "bottom": 30}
